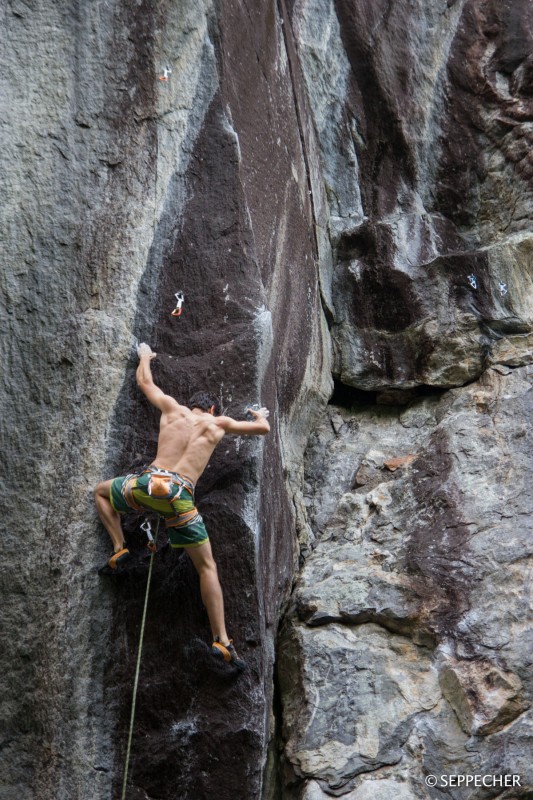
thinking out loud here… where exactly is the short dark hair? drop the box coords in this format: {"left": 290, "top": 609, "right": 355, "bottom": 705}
{"left": 188, "top": 391, "right": 221, "bottom": 416}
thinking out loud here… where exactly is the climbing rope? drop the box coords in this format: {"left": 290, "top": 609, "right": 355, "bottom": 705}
{"left": 121, "top": 517, "right": 160, "bottom": 800}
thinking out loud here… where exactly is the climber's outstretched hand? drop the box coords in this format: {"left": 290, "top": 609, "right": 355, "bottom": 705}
{"left": 249, "top": 406, "right": 270, "bottom": 420}
{"left": 137, "top": 342, "right": 157, "bottom": 360}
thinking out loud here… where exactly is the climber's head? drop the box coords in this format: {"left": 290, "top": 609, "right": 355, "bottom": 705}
{"left": 188, "top": 391, "right": 221, "bottom": 416}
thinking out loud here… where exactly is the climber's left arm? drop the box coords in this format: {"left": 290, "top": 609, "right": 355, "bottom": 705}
{"left": 136, "top": 343, "right": 179, "bottom": 413}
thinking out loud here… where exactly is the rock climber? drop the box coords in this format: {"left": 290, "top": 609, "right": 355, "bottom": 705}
{"left": 94, "top": 343, "right": 270, "bottom": 670}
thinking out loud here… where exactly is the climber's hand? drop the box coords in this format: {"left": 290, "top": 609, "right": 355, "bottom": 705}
{"left": 249, "top": 406, "right": 270, "bottom": 420}
{"left": 137, "top": 343, "right": 157, "bottom": 360}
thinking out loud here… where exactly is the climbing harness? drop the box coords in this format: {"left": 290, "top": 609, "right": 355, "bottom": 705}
{"left": 145, "top": 466, "right": 193, "bottom": 490}
{"left": 120, "top": 473, "right": 144, "bottom": 512}
{"left": 171, "top": 291, "right": 184, "bottom": 317}
{"left": 121, "top": 516, "right": 161, "bottom": 800}
{"left": 165, "top": 506, "right": 203, "bottom": 529}
{"left": 117, "top": 468, "right": 199, "bottom": 535}
{"left": 120, "top": 467, "right": 186, "bottom": 508}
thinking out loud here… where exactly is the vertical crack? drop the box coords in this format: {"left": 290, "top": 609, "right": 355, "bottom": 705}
{"left": 275, "top": 0, "right": 320, "bottom": 261}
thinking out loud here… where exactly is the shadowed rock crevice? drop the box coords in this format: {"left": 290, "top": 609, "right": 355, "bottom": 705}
{"left": 263, "top": 656, "right": 286, "bottom": 800}
{"left": 329, "top": 376, "right": 447, "bottom": 410}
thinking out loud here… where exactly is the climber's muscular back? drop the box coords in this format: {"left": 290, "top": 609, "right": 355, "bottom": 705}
{"left": 152, "top": 403, "right": 225, "bottom": 484}
{"left": 135, "top": 348, "right": 271, "bottom": 481}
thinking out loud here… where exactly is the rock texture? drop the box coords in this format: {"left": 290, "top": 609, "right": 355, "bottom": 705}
{"left": 292, "top": 0, "right": 533, "bottom": 390}
{"left": 2, "top": 2, "right": 330, "bottom": 799}
{"left": 280, "top": 367, "right": 533, "bottom": 797}
{"left": 275, "top": 3, "right": 533, "bottom": 795}
{"left": 2, "top": 1, "right": 533, "bottom": 799}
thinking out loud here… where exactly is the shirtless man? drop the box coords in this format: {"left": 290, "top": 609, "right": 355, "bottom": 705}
{"left": 94, "top": 343, "right": 270, "bottom": 669}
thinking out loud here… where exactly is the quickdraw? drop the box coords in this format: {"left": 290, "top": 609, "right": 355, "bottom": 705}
{"left": 171, "top": 291, "right": 184, "bottom": 317}
{"left": 141, "top": 520, "right": 157, "bottom": 553}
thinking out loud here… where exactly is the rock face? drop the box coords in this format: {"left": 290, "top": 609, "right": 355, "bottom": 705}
{"left": 280, "top": 367, "right": 533, "bottom": 797}
{"left": 2, "top": 2, "right": 329, "bottom": 799}
{"left": 2, "top": 1, "right": 533, "bottom": 799}
{"left": 293, "top": 0, "right": 533, "bottom": 390}
{"left": 275, "top": 3, "right": 533, "bottom": 795}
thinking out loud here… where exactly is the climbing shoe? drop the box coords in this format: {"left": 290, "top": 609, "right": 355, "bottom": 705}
{"left": 108, "top": 547, "right": 130, "bottom": 568}
{"left": 98, "top": 547, "right": 131, "bottom": 575}
{"left": 211, "top": 638, "right": 246, "bottom": 671}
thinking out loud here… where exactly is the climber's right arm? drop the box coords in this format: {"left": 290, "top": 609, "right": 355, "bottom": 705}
{"left": 216, "top": 407, "right": 271, "bottom": 436}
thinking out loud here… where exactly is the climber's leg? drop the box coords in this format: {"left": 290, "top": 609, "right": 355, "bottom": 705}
{"left": 186, "top": 541, "right": 246, "bottom": 670}
{"left": 94, "top": 479, "right": 128, "bottom": 559}
{"left": 186, "top": 541, "right": 229, "bottom": 643}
